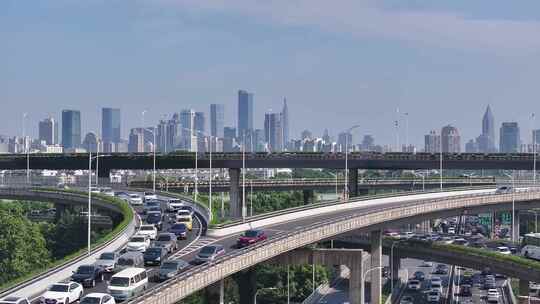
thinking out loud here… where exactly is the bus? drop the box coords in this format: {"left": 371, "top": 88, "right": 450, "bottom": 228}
{"left": 521, "top": 233, "right": 540, "bottom": 260}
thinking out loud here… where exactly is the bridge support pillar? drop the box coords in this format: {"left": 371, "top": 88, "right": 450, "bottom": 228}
{"left": 54, "top": 203, "right": 67, "bottom": 221}
{"left": 229, "top": 168, "right": 242, "bottom": 219}
{"left": 303, "top": 189, "right": 314, "bottom": 204}
{"left": 370, "top": 230, "right": 382, "bottom": 304}
{"left": 513, "top": 211, "right": 520, "bottom": 242}
{"left": 349, "top": 169, "right": 359, "bottom": 198}
{"left": 204, "top": 279, "right": 224, "bottom": 304}
{"left": 519, "top": 279, "right": 529, "bottom": 297}
{"left": 233, "top": 268, "right": 256, "bottom": 304}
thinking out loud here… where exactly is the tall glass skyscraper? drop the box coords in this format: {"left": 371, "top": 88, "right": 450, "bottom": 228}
{"left": 102, "top": 108, "right": 121, "bottom": 144}
{"left": 238, "top": 90, "right": 253, "bottom": 138}
{"left": 500, "top": 122, "right": 520, "bottom": 153}
{"left": 210, "top": 104, "right": 225, "bottom": 138}
{"left": 62, "top": 110, "right": 81, "bottom": 149}
{"left": 39, "top": 117, "right": 58, "bottom": 145}
{"left": 281, "top": 98, "right": 289, "bottom": 148}
{"left": 264, "top": 112, "right": 283, "bottom": 152}
{"left": 478, "top": 105, "right": 496, "bottom": 152}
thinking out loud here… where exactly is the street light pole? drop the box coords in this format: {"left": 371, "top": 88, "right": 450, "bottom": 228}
{"left": 242, "top": 133, "right": 247, "bottom": 220}
{"left": 23, "top": 113, "right": 29, "bottom": 185}
{"left": 361, "top": 266, "right": 385, "bottom": 304}
{"left": 254, "top": 287, "right": 277, "bottom": 304}
{"left": 533, "top": 113, "right": 536, "bottom": 185}
{"left": 440, "top": 134, "right": 443, "bottom": 191}
{"left": 88, "top": 151, "right": 92, "bottom": 256}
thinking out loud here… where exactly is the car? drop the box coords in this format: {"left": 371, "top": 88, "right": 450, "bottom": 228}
{"left": 496, "top": 246, "right": 511, "bottom": 255}
{"left": 143, "top": 247, "right": 168, "bottom": 266}
{"left": 460, "top": 284, "right": 472, "bottom": 297}
{"left": 407, "top": 279, "right": 421, "bottom": 290}
{"left": 399, "top": 296, "right": 414, "bottom": 304}
{"left": 452, "top": 238, "right": 469, "bottom": 246}
{"left": 94, "top": 252, "right": 119, "bottom": 272}
{"left": 434, "top": 264, "right": 449, "bottom": 275}
{"left": 126, "top": 234, "right": 151, "bottom": 252}
{"left": 177, "top": 205, "right": 194, "bottom": 216}
{"left": 426, "top": 290, "right": 441, "bottom": 303}
{"left": 447, "top": 227, "right": 456, "bottom": 234}
{"left": 175, "top": 211, "right": 193, "bottom": 230}
{"left": 167, "top": 199, "right": 184, "bottom": 212}
{"left": 138, "top": 224, "right": 158, "bottom": 240}
{"left": 40, "top": 282, "right": 83, "bottom": 304}
{"left": 143, "top": 192, "right": 158, "bottom": 201}
{"left": 143, "top": 201, "right": 160, "bottom": 215}
{"left": 108, "top": 268, "right": 148, "bottom": 301}
{"left": 420, "top": 261, "right": 433, "bottom": 267}
{"left": 487, "top": 289, "right": 500, "bottom": 302}
{"left": 71, "top": 264, "right": 105, "bottom": 287}
{"left": 413, "top": 271, "right": 425, "bottom": 281}
{"left": 90, "top": 187, "right": 101, "bottom": 194}
{"left": 439, "top": 237, "right": 454, "bottom": 244}
{"left": 0, "top": 297, "right": 30, "bottom": 304}
{"left": 496, "top": 186, "right": 513, "bottom": 194}
{"left": 194, "top": 245, "right": 226, "bottom": 264}
{"left": 168, "top": 223, "right": 188, "bottom": 239}
{"left": 100, "top": 188, "right": 115, "bottom": 197}
{"left": 484, "top": 278, "right": 496, "bottom": 289}
{"left": 153, "top": 233, "right": 178, "bottom": 253}
{"left": 237, "top": 230, "right": 268, "bottom": 247}
{"left": 115, "top": 252, "right": 144, "bottom": 271}
{"left": 146, "top": 212, "right": 163, "bottom": 230}
{"left": 430, "top": 282, "right": 443, "bottom": 294}
{"left": 158, "top": 259, "right": 190, "bottom": 281}
{"left": 80, "top": 293, "right": 115, "bottom": 304}
{"left": 128, "top": 194, "right": 143, "bottom": 205}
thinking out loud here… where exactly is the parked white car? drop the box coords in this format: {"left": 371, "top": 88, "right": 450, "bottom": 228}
{"left": 80, "top": 293, "right": 115, "bottom": 304}
{"left": 126, "top": 235, "right": 151, "bottom": 252}
{"left": 496, "top": 246, "right": 511, "bottom": 255}
{"left": 138, "top": 225, "right": 158, "bottom": 240}
{"left": 128, "top": 194, "right": 143, "bottom": 206}
{"left": 40, "top": 282, "right": 83, "bottom": 304}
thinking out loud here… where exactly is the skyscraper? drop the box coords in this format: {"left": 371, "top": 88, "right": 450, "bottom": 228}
{"left": 180, "top": 109, "right": 195, "bottom": 150}
{"left": 337, "top": 132, "right": 353, "bottom": 152}
{"left": 210, "top": 104, "right": 225, "bottom": 138}
{"left": 281, "top": 98, "right": 289, "bottom": 149}
{"left": 264, "top": 112, "right": 283, "bottom": 152}
{"left": 223, "top": 127, "right": 236, "bottom": 152}
{"left": 424, "top": 130, "right": 440, "bottom": 153}
{"left": 101, "top": 108, "right": 121, "bottom": 144}
{"left": 83, "top": 132, "right": 98, "bottom": 152}
{"left": 441, "top": 125, "right": 461, "bottom": 153}
{"left": 478, "top": 105, "right": 496, "bottom": 152}
{"left": 128, "top": 128, "right": 145, "bottom": 152}
{"left": 62, "top": 110, "right": 81, "bottom": 149}
{"left": 39, "top": 117, "right": 58, "bottom": 145}
{"left": 500, "top": 122, "right": 520, "bottom": 153}
{"left": 238, "top": 90, "right": 253, "bottom": 138}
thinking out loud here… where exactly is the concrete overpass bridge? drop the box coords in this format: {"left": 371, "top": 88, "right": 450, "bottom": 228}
{"left": 121, "top": 187, "right": 540, "bottom": 304}
{"left": 0, "top": 152, "right": 539, "bottom": 172}
{"left": 130, "top": 177, "right": 496, "bottom": 194}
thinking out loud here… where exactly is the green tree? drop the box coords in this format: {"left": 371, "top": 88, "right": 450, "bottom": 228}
{"left": 0, "top": 207, "right": 51, "bottom": 285}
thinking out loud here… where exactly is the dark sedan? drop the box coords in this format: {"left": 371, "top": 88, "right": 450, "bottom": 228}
{"left": 71, "top": 264, "right": 104, "bottom": 287}
{"left": 143, "top": 247, "right": 168, "bottom": 266}
{"left": 237, "top": 230, "right": 267, "bottom": 248}
{"left": 168, "top": 223, "right": 188, "bottom": 239}
{"left": 146, "top": 212, "right": 163, "bottom": 230}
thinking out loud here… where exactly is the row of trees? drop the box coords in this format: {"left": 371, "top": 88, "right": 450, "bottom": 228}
{"left": 0, "top": 201, "right": 111, "bottom": 287}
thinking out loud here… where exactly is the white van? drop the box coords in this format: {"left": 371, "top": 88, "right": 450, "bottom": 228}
{"left": 108, "top": 268, "right": 148, "bottom": 301}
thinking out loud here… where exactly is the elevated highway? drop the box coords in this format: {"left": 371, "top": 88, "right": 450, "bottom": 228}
{"left": 0, "top": 152, "right": 539, "bottom": 171}
{"left": 124, "top": 187, "right": 540, "bottom": 304}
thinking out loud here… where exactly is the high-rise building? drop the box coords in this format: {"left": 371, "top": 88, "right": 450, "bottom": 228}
{"left": 223, "top": 127, "right": 236, "bottom": 152}
{"left": 238, "top": 90, "right": 253, "bottom": 138}
{"left": 128, "top": 128, "right": 145, "bottom": 152}
{"left": 264, "top": 112, "right": 283, "bottom": 152}
{"left": 533, "top": 129, "right": 540, "bottom": 146}
{"left": 101, "top": 108, "right": 121, "bottom": 144}
{"left": 194, "top": 112, "right": 205, "bottom": 134}
{"left": 337, "top": 132, "right": 353, "bottom": 152}
{"left": 180, "top": 109, "right": 195, "bottom": 150}
{"left": 281, "top": 98, "right": 289, "bottom": 148}
{"left": 465, "top": 139, "right": 479, "bottom": 153}
{"left": 253, "top": 129, "right": 264, "bottom": 152}
{"left": 424, "top": 130, "right": 440, "bottom": 153}
{"left": 500, "top": 122, "right": 520, "bottom": 153}
{"left": 478, "top": 105, "right": 496, "bottom": 152}
{"left": 301, "top": 130, "right": 313, "bottom": 140}
{"left": 62, "top": 110, "right": 81, "bottom": 149}
{"left": 38, "top": 117, "right": 58, "bottom": 145}
{"left": 210, "top": 104, "right": 225, "bottom": 138}
{"left": 83, "top": 132, "right": 98, "bottom": 152}
{"left": 441, "top": 125, "right": 461, "bottom": 153}
{"left": 322, "top": 129, "right": 331, "bottom": 144}
{"left": 360, "top": 135, "right": 375, "bottom": 151}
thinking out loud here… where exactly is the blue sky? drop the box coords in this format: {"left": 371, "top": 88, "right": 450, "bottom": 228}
{"left": 3, "top": 0, "right": 540, "bottom": 147}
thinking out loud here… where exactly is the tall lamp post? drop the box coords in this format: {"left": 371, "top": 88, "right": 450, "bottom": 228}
{"left": 87, "top": 152, "right": 110, "bottom": 255}
{"left": 22, "top": 113, "right": 29, "bottom": 185}
{"left": 504, "top": 171, "right": 516, "bottom": 242}
{"left": 440, "top": 132, "right": 443, "bottom": 191}
{"left": 344, "top": 125, "right": 361, "bottom": 201}
{"left": 532, "top": 113, "right": 536, "bottom": 185}
{"left": 145, "top": 128, "right": 157, "bottom": 193}
{"left": 254, "top": 287, "right": 277, "bottom": 304}
{"left": 361, "top": 266, "right": 385, "bottom": 304}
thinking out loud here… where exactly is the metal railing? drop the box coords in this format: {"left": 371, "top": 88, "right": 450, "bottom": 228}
{"left": 128, "top": 187, "right": 540, "bottom": 304}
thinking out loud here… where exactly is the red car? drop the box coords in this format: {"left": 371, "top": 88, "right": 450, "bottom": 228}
{"left": 237, "top": 230, "right": 267, "bottom": 247}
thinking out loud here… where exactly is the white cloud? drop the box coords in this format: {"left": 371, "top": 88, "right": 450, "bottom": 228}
{"left": 145, "top": 0, "right": 540, "bottom": 56}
